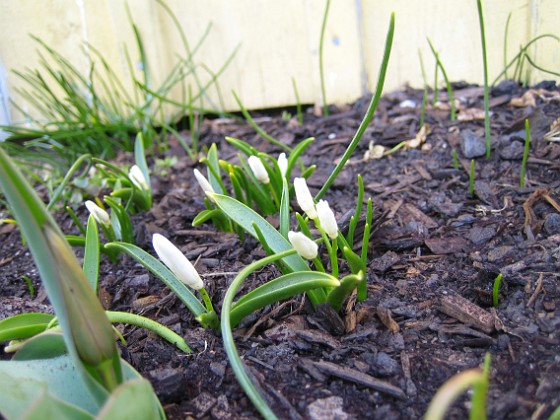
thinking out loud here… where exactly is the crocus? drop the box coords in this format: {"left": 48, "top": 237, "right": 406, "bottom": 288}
{"left": 129, "top": 165, "right": 149, "bottom": 190}
{"left": 278, "top": 153, "right": 288, "bottom": 178}
{"left": 294, "top": 177, "right": 317, "bottom": 219}
{"left": 248, "top": 156, "right": 270, "bottom": 184}
{"left": 85, "top": 200, "right": 111, "bottom": 227}
{"left": 288, "top": 231, "right": 318, "bottom": 260}
{"left": 194, "top": 169, "right": 215, "bottom": 196}
{"left": 316, "top": 200, "right": 338, "bottom": 239}
{"left": 152, "top": 233, "right": 204, "bottom": 290}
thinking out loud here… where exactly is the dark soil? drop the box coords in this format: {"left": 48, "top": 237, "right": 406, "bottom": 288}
{"left": 2, "top": 81, "right": 560, "bottom": 419}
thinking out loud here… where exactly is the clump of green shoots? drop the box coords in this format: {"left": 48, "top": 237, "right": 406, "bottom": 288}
{"left": 495, "top": 10, "right": 560, "bottom": 86}
{"left": 1, "top": 0, "right": 238, "bottom": 172}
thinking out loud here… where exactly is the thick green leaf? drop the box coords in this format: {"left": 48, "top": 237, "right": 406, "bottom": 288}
{"left": 192, "top": 208, "right": 223, "bottom": 226}
{"left": 279, "top": 177, "right": 290, "bottom": 239}
{"left": 210, "top": 193, "right": 309, "bottom": 272}
{"left": 204, "top": 143, "right": 226, "bottom": 194}
{"left": 13, "top": 332, "right": 67, "bottom": 360}
{"left": 0, "top": 355, "right": 99, "bottom": 417}
{"left": 97, "top": 379, "right": 164, "bottom": 420}
{"left": 104, "top": 196, "right": 134, "bottom": 243}
{"left": 0, "top": 313, "right": 54, "bottom": 341}
{"left": 105, "top": 242, "right": 206, "bottom": 318}
{"left": 327, "top": 273, "right": 363, "bottom": 312}
{"left": 22, "top": 392, "right": 94, "bottom": 420}
{"left": 83, "top": 215, "right": 100, "bottom": 291}
{"left": 286, "top": 137, "right": 314, "bottom": 176}
{"left": 230, "top": 271, "right": 340, "bottom": 327}
{"left": 0, "top": 147, "right": 114, "bottom": 406}
{"left": 225, "top": 136, "right": 258, "bottom": 157}
{"left": 0, "top": 354, "right": 157, "bottom": 419}
{"left": 134, "top": 133, "right": 150, "bottom": 187}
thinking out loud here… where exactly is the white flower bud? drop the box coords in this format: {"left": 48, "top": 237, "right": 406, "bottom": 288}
{"left": 85, "top": 200, "right": 111, "bottom": 227}
{"left": 294, "top": 177, "right": 317, "bottom": 219}
{"left": 194, "top": 169, "right": 215, "bottom": 195}
{"left": 278, "top": 153, "right": 288, "bottom": 178}
{"left": 248, "top": 156, "right": 270, "bottom": 184}
{"left": 316, "top": 200, "right": 338, "bottom": 239}
{"left": 288, "top": 231, "right": 318, "bottom": 260}
{"left": 152, "top": 234, "right": 204, "bottom": 290}
{"left": 129, "top": 165, "right": 149, "bottom": 190}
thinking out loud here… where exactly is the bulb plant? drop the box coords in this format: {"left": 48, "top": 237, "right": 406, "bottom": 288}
{"left": 193, "top": 136, "right": 316, "bottom": 234}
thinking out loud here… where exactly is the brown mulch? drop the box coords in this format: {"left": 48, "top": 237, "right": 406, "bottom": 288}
{"left": 1, "top": 80, "right": 560, "bottom": 419}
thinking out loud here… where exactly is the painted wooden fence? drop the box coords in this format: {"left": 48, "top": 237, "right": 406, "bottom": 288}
{"left": 0, "top": 0, "right": 558, "bottom": 124}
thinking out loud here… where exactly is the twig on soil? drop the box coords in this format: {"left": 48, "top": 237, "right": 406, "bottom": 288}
{"left": 527, "top": 272, "right": 544, "bottom": 307}
{"left": 307, "top": 360, "right": 406, "bottom": 399}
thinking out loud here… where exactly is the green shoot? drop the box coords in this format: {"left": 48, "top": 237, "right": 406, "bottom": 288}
{"left": 427, "top": 38, "right": 455, "bottom": 120}
{"left": 470, "top": 353, "right": 491, "bottom": 420}
{"left": 492, "top": 273, "right": 503, "bottom": 307}
{"left": 452, "top": 149, "right": 460, "bottom": 169}
{"left": 21, "top": 276, "right": 35, "bottom": 298}
{"left": 469, "top": 159, "right": 476, "bottom": 198}
{"left": 292, "top": 77, "right": 304, "bottom": 125}
{"left": 503, "top": 13, "right": 512, "bottom": 80}
{"left": 319, "top": 0, "right": 332, "bottom": 116}
{"left": 520, "top": 119, "right": 531, "bottom": 188}
{"left": 418, "top": 49, "right": 429, "bottom": 127}
{"left": 316, "top": 12, "right": 395, "bottom": 201}
{"left": 476, "top": 0, "right": 492, "bottom": 158}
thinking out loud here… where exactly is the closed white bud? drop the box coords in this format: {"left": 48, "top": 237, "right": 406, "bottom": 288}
{"left": 129, "top": 165, "right": 149, "bottom": 190}
{"left": 85, "top": 200, "right": 111, "bottom": 227}
{"left": 278, "top": 153, "right": 288, "bottom": 178}
{"left": 288, "top": 231, "right": 318, "bottom": 260}
{"left": 294, "top": 177, "right": 317, "bottom": 219}
{"left": 152, "top": 234, "right": 204, "bottom": 290}
{"left": 316, "top": 200, "right": 338, "bottom": 239}
{"left": 248, "top": 156, "right": 270, "bottom": 184}
{"left": 194, "top": 169, "right": 215, "bottom": 196}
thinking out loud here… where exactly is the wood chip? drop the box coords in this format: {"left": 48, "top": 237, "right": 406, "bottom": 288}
{"left": 296, "top": 329, "right": 340, "bottom": 349}
{"left": 309, "top": 360, "right": 406, "bottom": 399}
{"left": 425, "top": 236, "right": 469, "bottom": 254}
{"left": 438, "top": 294, "right": 495, "bottom": 334}
{"left": 377, "top": 306, "right": 400, "bottom": 332}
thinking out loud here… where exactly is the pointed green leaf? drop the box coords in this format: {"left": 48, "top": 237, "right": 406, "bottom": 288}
{"left": 0, "top": 313, "right": 54, "bottom": 341}
{"left": 104, "top": 242, "right": 206, "bottom": 318}
{"left": 83, "top": 215, "right": 100, "bottom": 291}
{"left": 210, "top": 193, "right": 309, "bottom": 272}
{"left": 230, "top": 271, "right": 340, "bottom": 326}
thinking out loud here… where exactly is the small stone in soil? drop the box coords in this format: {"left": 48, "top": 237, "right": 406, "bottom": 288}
{"left": 544, "top": 213, "right": 560, "bottom": 235}
{"left": 460, "top": 129, "right": 487, "bottom": 158}
{"left": 307, "top": 396, "right": 350, "bottom": 420}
